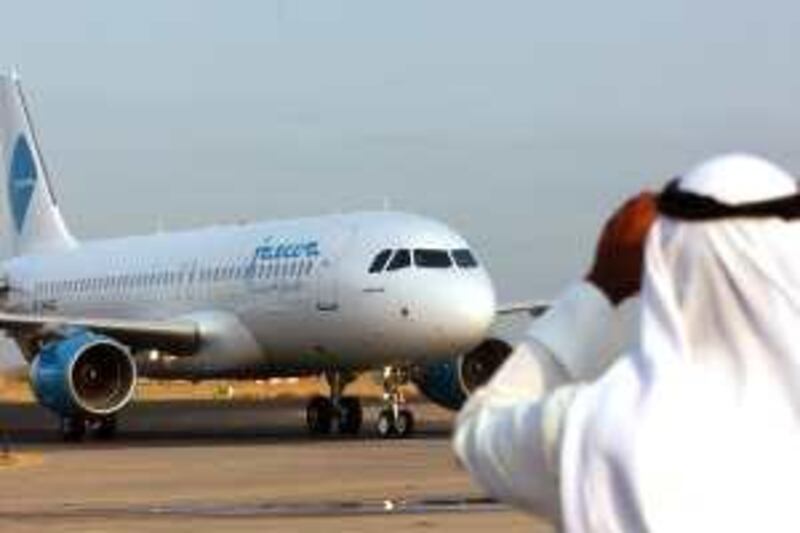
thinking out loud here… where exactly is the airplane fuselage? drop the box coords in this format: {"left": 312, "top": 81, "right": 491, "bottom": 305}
{"left": 2, "top": 211, "right": 497, "bottom": 379}
{"left": 0, "top": 74, "right": 501, "bottom": 438}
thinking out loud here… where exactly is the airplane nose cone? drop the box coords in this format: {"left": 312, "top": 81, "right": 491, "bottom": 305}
{"left": 426, "top": 274, "right": 496, "bottom": 352}
{"left": 456, "top": 278, "right": 496, "bottom": 335}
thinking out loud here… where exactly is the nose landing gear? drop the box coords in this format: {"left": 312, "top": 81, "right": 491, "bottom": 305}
{"left": 376, "top": 366, "right": 415, "bottom": 439}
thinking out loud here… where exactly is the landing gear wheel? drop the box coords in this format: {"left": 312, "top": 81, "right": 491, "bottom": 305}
{"left": 378, "top": 366, "right": 416, "bottom": 439}
{"left": 306, "top": 395, "right": 334, "bottom": 435}
{"left": 337, "top": 396, "right": 362, "bottom": 435}
{"left": 60, "top": 416, "right": 86, "bottom": 442}
{"left": 90, "top": 416, "right": 118, "bottom": 441}
{"left": 394, "top": 409, "right": 414, "bottom": 438}
{"left": 377, "top": 409, "right": 396, "bottom": 438}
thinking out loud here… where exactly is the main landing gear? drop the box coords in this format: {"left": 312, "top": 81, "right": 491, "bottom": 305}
{"left": 306, "top": 371, "right": 363, "bottom": 436}
{"left": 59, "top": 414, "right": 117, "bottom": 442}
{"left": 304, "top": 367, "right": 415, "bottom": 439}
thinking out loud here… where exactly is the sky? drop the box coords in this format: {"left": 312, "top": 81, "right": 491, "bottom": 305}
{"left": 1, "top": 0, "right": 799, "bottom": 303}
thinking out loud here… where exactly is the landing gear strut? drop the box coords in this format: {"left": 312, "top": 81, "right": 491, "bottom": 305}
{"left": 89, "top": 415, "right": 118, "bottom": 440}
{"left": 305, "top": 371, "right": 363, "bottom": 436}
{"left": 59, "top": 415, "right": 86, "bottom": 442}
{"left": 59, "top": 415, "right": 118, "bottom": 442}
{"left": 377, "top": 366, "right": 415, "bottom": 439}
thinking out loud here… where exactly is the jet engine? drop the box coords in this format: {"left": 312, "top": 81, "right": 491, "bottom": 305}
{"left": 29, "top": 330, "right": 137, "bottom": 418}
{"left": 413, "top": 338, "right": 513, "bottom": 411}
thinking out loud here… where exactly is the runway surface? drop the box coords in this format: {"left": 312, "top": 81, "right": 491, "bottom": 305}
{"left": 0, "top": 399, "right": 553, "bottom": 532}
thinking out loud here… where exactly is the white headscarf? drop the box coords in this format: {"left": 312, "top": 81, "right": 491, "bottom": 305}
{"left": 560, "top": 154, "right": 800, "bottom": 532}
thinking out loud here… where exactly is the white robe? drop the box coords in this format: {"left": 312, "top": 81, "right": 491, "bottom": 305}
{"left": 455, "top": 154, "right": 800, "bottom": 532}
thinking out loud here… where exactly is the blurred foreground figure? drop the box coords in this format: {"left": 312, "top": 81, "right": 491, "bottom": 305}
{"left": 454, "top": 154, "right": 800, "bottom": 532}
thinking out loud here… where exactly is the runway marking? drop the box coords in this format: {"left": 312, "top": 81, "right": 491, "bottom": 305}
{"left": 2, "top": 496, "right": 508, "bottom": 520}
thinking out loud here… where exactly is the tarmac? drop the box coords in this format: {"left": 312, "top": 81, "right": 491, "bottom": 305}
{"left": 0, "top": 398, "right": 553, "bottom": 532}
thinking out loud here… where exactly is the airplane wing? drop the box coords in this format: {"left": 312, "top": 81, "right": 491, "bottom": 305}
{"left": 496, "top": 301, "right": 550, "bottom": 318}
{"left": 0, "top": 302, "right": 546, "bottom": 356}
{"left": 0, "top": 312, "right": 200, "bottom": 355}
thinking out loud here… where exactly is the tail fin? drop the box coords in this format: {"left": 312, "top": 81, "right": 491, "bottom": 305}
{"left": 0, "top": 73, "right": 76, "bottom": 256}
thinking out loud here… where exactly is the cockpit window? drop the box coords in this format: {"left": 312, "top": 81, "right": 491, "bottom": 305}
{"left": 414, "top": 249, "right": 452, "bottom": 268}
{"left": 452, "top": 249, "right": 479, "bottom": 268}
{"left": 386, "top": 249, "right": 411, "bottom": 271}
{"left": 369, "top": 249, "right": 393, "bottom": 273}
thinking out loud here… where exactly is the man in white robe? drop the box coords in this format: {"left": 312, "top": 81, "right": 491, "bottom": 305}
{"left": 453, "top": 154, "right": 800, "bottom": 532}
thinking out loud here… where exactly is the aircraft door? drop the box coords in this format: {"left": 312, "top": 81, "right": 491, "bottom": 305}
{"left": 316, "top": 228, "right": 356, "bottom": 312}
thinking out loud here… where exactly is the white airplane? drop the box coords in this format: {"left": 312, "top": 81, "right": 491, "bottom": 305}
{"left": 0, "top": 75, "right": 543, "bottom": 441}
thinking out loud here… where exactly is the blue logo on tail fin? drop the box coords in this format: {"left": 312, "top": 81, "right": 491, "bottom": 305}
{"left": 9, "top": 135, "right": 36, "bottom": 232}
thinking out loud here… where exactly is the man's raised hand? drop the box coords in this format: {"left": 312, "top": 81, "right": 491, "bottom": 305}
{"left": 586, "top": 192, "right": 658, "bottom": 305}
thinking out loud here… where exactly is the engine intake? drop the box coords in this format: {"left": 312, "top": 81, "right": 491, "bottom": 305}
{"left": 457, "top": 338, "right": 513, "bottom": 393}
{"left": 413, "top": 337, "right": 513, "bottom": 411}
{"left": 30, "top": 331, "right": 136, "bottom": 417}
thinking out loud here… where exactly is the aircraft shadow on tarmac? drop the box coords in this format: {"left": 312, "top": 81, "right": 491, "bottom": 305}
{"left": 0, "top": 398, "right": 454, "bottom": 448}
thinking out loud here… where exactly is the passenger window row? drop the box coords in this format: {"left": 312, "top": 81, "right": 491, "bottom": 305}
{"left": 32, "top": 258, "right": 317, "bottom": 299}
{"left": 368, "top": 248, "right": 478, "bottom": 273}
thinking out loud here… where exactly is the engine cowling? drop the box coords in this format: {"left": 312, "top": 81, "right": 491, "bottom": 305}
{"left": 413, "top": 338, "right": 513, "bottom": 411}
{"left": 30, "top": 331, "right": 137, "bottom": 418}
